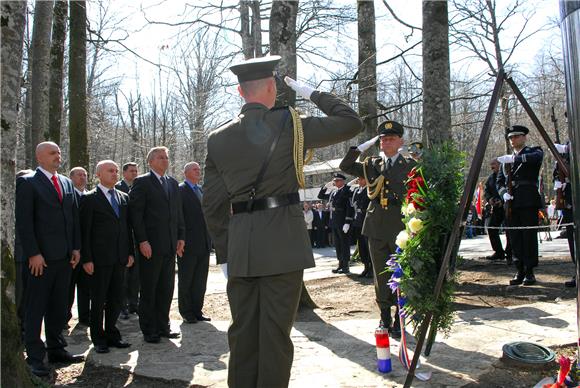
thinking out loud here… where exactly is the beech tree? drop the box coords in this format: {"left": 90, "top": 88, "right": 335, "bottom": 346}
{"left": 48, "top": 0, "right": 68, "bottom": 144}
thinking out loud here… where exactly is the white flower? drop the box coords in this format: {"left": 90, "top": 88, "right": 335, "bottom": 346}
{"left": 408, "top": 217, "right": 424, "bottom": 233}
{"left": 396, "top": 230, "right": 409, "bottom": 249}
{"left": 407, "top": 203, "right": 416, "bottom": 215}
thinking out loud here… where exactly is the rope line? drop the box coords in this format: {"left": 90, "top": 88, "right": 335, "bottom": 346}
{"left": 467, "top": 222, "right": 574, "bottom": 231}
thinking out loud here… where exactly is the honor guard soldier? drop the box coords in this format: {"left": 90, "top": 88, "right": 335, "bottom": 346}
{"left": 349, "top": 176, "right": 372, "bottom": 277}
{"left": 484, "top": 159, "right": 508, "bottom": 261}
{"left": 202, "top": 55, "right": 362, "bottom": 388}
{"left": 497, "top": 125, "right": 544, "bottom": 286}
{"left": 553, "top": 142, "right": 576, "bottom": 287}
{"left": 340, "top": 120, "right": 416, "bottom": 338}
{"left": 318, "top": 173, "right": 354, "bottom": 274}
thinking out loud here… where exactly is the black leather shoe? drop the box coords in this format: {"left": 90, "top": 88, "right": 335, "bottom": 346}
{"left": 509, "top": 273, "right": 524, "bottom": 286}
{"left": 358, "top": 269, "right": 368, "bottom": 278}
{"left": 522, "top": 275, "right": 536, "bottom": 286}
{"left": 159, "top": 331, "right": 180, "bottom": 339}
{"left": 337, "top": 268, "right": 350, "bottom": 274}
{"left": 108, "top": 340, "right": 131, "bottom": 348}
{"left": 184, "top": 317, "right": 198, "bottom": 324}
{"left": 331, "top": 267, "right": 341, "bottom": 274}
{"left": 48, "top": 350, "right": 84, "bottom": 364}
{"left": 143, "top": 334, "right": 160, "bottom": 343}
{"left": 29, "top": 363, "right": 50, "bottom": 377}
{"left": 565, "top": 278, "right": 576, "bottom": 288}
{"left": 195, "top": 315, "right": 211, "bottom": 322}
{"left": 94, "top": 344, "right": 110, "bottom": 354}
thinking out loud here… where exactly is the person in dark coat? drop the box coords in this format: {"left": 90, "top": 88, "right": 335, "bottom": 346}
{"left": 497, "top": 125, "right": 544, "bottom": 286}
{"left": 178, "top": 162, "right": 212, "bottom": 323}
{"left": 80, "top": 160, "right": 134, "bottom": 354}
{"left": 318, "top": 173, "right": 354, "bottom": 274}
{"left": 129, "top": 146, "right": 185, "bottom": 343}
{"left": 16, "top": 142, "right": 84, "bottom": 377}
{"left": 312, "top": 202, "right": 330, "bottom": 247}
{"left": 484, "top": 159, "right": 507, "bottom": 261}
{"left": 116, "top": 162, "right": 139, "bottom": 318}
{"left": 348, "top": 176, "right": 372, "bottom": 277}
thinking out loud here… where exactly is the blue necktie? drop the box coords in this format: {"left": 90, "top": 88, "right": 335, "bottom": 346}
{"left": 192, "top": 184, "right": 202, "bottom": 200}
{"left": 160, "top": 176, "right": 169, "bottom": 198}
{"left": 108, "top": 189, "right": 120, "bottom": 217}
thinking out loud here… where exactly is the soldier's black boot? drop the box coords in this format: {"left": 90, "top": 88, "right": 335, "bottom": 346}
{"left": 390, "top": 307, "right": 401, "bottom": 339}
{"left": 523, "top": 267, "right": 536, "bottom": 286}
{"left": 509, "top": 262, "right": 525, "bottom": 285}
{"left": 359, "top": 263, "right": 369, "bottom": 278}
{"left": 379, "top": 308, "right": 391, "bottom": 328}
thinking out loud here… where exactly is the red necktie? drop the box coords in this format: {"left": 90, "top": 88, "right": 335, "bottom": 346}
{"left": 51, "top": 175, "right": 63, "bottom": 203}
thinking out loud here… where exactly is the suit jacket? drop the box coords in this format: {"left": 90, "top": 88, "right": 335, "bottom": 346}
{"left": 129, "top": 171, "right": 185, "bottom": 257}
{"left": 312, "top": 209, "right": 329, "bottom": 231}
{"left": 80, "top": 187, "right": 134, "bottom": 266}
{"left": 497, "top": 146, "right": 543, "bottom": 209}
{"left": 179, "top": 182, "right": 211, "bottom": 256}
{"left": 317, "top": 185, "right": 353, "bottom": 228}
{"left": 16, "top": 169, "right": 81, "bottom": 261}
{"left": 203, "top": 90, "right": 362, "bottom": 277}
{"left": 340, "top": 148, "right": 416, "bottom": 241}
{"left": 349, "top": 186, "right": 370, "bottom": 228}
{"left": 115, "top": 180, "right": 131, "bottom": 194}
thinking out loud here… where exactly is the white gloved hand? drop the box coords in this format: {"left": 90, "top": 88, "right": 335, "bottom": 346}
{"left": 503, "top": 193, "right": 513, "bottom": 201}
{"left": 284, "top": 76, "right": 315, "bottom": 101}
{"left": 554, "top": 181, "right": 563, "bottom": 190}
{"left": 555, "top": 143, "right": 569, "bottom": 154}
{"left": 220, "top": 263, "right": 228, "bottom": 279}
{"left": 342, "top": 224, "right": 350, "bottom": 234}
{"left": 497, "top": 154, "right": 515, "bottom": 164}
{"left": 357, "top": 135, "right": 380, "bottom": 152}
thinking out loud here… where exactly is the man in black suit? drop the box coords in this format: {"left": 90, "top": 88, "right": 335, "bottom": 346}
{"left": 318, "top": 173, "right": 354, "bottom": 274}
{"left": 484, "top": 159, "right": 507, "bottom": 261}
{"left": 116, "top": 162, "right": 139, "bottom": 319}
{"left": 16, "top": 142, "right": 84, "bottom": 377}
{"left": 348, "top": 176, "right": 372, "bottom": 277}
{"left": 178, "top": 162, "right": 212, "bottom": 324}
{"left": 67, "top": 166, "right": 90, "bottom": 327}
{"left": 81, "top": 160, "right": 135, "bottom": 354}
{"left": 312, "top": 202, "right": 330, "bottom": 248}
{"left": 129, "top": 147, "right": 185, "bottom": 343}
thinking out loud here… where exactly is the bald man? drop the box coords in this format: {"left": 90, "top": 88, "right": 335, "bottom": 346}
{"left": 16, "top": 142, "right": 83, "bottom": 376}
{"left": 80, "top": 160, "right": 134, "bottom": 353}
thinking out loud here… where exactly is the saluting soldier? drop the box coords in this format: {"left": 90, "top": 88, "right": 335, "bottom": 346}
{"left": 202, "top": 55, "right": 362, "bottom": 388}
{"left": 349, "top": 176, "right": 372, "bottom": 277}
{"left": 340, "top": 121, "right": 416, "bottom": 338}
{"left": 497, "top": 125, "right": 544, "bottom": 286}
{"left": 318, "top": 173, "right": 354, "bottom": 274}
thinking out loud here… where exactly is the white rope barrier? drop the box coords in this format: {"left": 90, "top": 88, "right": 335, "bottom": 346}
{"left": 467, "top": 222, "right": 574, "bottom": 231}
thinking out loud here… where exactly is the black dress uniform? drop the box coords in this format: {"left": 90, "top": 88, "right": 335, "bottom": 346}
{"left": 497, "top": 126, "right": 544, "bottom": 285}
{"left": 349, "top": 184, "right": 372, "bottom": 276}
{"left": 312, "top": 207, "right": 330, "bottom": 247}
{"left": 318, "top": 174, "right": 354, "bottom": 273}
{"left": 484, "top": 169, "right": 506, "bottom": 261}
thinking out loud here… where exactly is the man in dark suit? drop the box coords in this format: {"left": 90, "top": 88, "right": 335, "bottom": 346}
{"left": 67, "top": 166, "right": 91, "bottom": 327}
{"left": 178, "top": 162, "right": 212, "bottom": 324}
{"left": 318, "top": 173, "right": 354, "bottom": 274}
{"left": 312, "top": 202, "right": 330, "bottom": 248}
{"left": 497, "top": 125, "right": 544, "bottom": 286}
{"left": 202, "top": 56, "right": 362, "bottom": 387}
{"left": 129, "top": 147, "right": 185, "bottom": 343}
{"left": 16, "top": 142, "right": 84, "bottom": 376}
{"left": 116, "top": 162, "right": 139, "bottom": 319}
{"left": 80, "top": 160, "right": 134, "bottom": 353}
{"left": 484, "top": 159, "right": 507, "bottom": 261}
{"left": 349, "top": 176, "right": 372, "bottom": 277}
{"left": 340, "top": 121, "right": 416, "bottom": 338}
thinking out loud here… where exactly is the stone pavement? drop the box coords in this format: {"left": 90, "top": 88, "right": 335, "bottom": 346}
{"left": 64, "top": 235, "right": 574, "bottom": 387}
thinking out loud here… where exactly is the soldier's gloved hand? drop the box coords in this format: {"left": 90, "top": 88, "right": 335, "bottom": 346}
{"left": 555, "top": 143, "right": 569, "bottom": 154}
{"left": 497, "top": 154, "right": 515, "bottom": 164}
{"left": 284, "top": 76, "right": 315, "bottom": 101}
{"left": 503, "top": 193, "right": 513, "bottom": 201}
{"left": 342, "top": 224, "right": 350, "bottom": 234}
{"left": 357, "top": 135, "right": 380, "bottom": 152}
{"left": 554, "top": 180, "right": 563, "bottom": 190}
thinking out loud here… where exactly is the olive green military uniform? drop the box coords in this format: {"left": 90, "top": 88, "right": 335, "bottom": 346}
{"left": 340, "top": 148, "right": 415, "bottom": 318}
{"left": 202, "top": 67, "right": 362, "bottom": 386}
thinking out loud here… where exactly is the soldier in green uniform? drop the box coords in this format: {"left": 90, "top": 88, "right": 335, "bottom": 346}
{"left": 339, "top": 121, "right": 415, "bottom": 338}
{"left": 202, "top": 55, "right": 362, "bottom": 388}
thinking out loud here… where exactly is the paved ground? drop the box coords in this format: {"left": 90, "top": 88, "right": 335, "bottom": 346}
{"left": 63, "top": 234, "right": 574, "bottom": 387}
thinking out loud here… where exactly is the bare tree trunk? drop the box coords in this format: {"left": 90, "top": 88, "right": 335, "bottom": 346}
{"left": 240, "top": 0, "right": 262, "bottom": 59}
{"left": 48, "top": 0, "right": 68, "bottom": 144}
{"left": 30, "top": 0, "right": 53, "bottom": 152}
{"left": 24, "top": 71, "right": 33, "bottom": 167}
{"left": 68, "top": 0, "right": 89, "bottom": 171}
{"left": 1, "top": 2, "right": 34, "bottom": 387}
{"left": 357, "top": 0, "right": 378, "bottom": 152}
{"left": 270, "top": 0, "right": 298, "bottom": 107}
{"left": 422, "top": 0, "right": 451, "bottom": 145}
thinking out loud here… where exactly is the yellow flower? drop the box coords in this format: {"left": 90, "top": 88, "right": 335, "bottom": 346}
{"left": 408, "top": 217, "right": 424, "bottom": 233}
{"left": 396, "top": 230, "right": 409, "bottom": 249}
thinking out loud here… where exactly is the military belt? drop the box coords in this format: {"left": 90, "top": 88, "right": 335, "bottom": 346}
{"left": 513, "top": 180, "right": 537, "bottom": 187}
{"left": 232, "top": 193, "right": 300, "bottom": 214}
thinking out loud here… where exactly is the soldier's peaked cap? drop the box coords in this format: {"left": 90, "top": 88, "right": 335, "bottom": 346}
{"left": 378, "top": 120, "right": 404, "bottom": 137}
{"left": 333, "top": 173, "right": 346, "bottom": 180}
{"left": 506, "top": 125, "right": 529, "bottom": 138}
{"left": 229, "top": 55, "right": 281, "bottom": 83}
